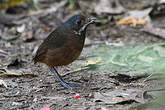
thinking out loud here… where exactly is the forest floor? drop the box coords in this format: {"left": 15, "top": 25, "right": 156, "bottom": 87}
{"left": 0, "top": 0, "right": 165, "bottom": 110}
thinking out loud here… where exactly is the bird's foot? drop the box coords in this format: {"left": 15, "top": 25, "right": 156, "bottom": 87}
{"left": 56, "top": 81, "right": 81, "bottom": 90}
{"left": 57, "top": 86, "right": 80, "bottom": 91}
{"left": 62, "top": 82, "right": 73, "bottom": 90}
{"left": 65, "top": 81, "right": 81, "bottom": 85}
{"left": 50, "top": 67, "right": 81, "bottom": 90}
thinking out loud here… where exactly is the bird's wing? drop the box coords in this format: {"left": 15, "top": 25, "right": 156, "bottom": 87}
{"left": 33, "top": 29, "right": 67, "bottom": 63}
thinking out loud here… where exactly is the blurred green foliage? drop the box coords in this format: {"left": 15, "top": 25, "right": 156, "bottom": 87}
{"left": 84, "top": 43, "right": 165, "bottom": 75}
{"left": 0, "top": 0, "right": 35, "bottom": 10}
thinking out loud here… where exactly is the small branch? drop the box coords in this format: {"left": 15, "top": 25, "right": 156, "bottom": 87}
{"left": 62, "top": 67, "right": 89, "bottom": 77}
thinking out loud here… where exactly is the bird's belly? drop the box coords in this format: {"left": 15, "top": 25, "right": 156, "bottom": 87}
{"left": 43, "top": 42, "right": 83, "bottom": 67}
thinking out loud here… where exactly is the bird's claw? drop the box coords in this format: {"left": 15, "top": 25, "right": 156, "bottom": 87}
{"left": 56, "top": 81, "right": 81, "bottom": 90}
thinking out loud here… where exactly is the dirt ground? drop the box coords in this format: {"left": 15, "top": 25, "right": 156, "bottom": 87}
{"left": 0, "top": 0, "right": 165, "bottom": 110}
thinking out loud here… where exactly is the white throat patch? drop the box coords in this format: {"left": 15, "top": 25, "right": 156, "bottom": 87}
{"left": 73, "top": 23, "right": 89, "bottom": 36}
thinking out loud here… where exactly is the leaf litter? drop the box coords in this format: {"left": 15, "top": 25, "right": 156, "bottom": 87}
{"left": 94, "top": 88, "right": 144, "bottom": 104}
{"left": 0, "top": 68, "right": 37, "bottom": 77}
{"left": 0, "top": 0, "right": 165, "bottom": 110}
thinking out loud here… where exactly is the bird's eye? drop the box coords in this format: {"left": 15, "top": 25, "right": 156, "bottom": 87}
{"left": 76, "top": 20, "right": 81, "bottom": 25}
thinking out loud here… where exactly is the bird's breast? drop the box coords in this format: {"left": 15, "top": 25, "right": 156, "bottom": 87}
{"left": 42, "top": 34, "right": 85, "bottom": 67}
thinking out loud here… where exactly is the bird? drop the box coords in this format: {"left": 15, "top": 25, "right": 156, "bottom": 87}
{"left": 33, "top": 14, "right": 96, "bottom": 90}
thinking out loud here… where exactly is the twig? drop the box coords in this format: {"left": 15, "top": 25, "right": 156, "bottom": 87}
{"left": 144, "top": 88, "right": 165, "bottom": 93}
{"left": 142, "top": 72, "right": 155, "bottom": 83}
{"left": 62, "top": 67, "right": 89, "bottom": 77}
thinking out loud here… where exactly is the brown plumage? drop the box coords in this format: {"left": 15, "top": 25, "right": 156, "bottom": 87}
{"left": 33, "top": 14, "right": 96, "bottom": 90}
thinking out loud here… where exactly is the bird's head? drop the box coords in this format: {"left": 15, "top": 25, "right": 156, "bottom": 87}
{"left": 64, "top": 14, "right": 96, "bottom": 36}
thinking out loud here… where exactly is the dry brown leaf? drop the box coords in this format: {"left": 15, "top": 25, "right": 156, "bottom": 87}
{"left": 116, "top": 17, "right": 147, "bottom": 26}
{"left": 84, "top": 57, "right": 102, "bottom": 66}
{"left": 0, "top": 68, "right": 37, "bottom": 77}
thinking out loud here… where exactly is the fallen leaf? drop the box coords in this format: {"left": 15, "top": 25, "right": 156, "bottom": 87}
{"left": 84, "top": 57, "right": 102, "bottom": 66}
{"left": 0, "top": 68, "right": 37, "bottom": 77}
{"left": 93, "top": 89, "right": 144, "bottom": 104}
{"left": 116, "top": 17, "right": 147, "bottom": 26}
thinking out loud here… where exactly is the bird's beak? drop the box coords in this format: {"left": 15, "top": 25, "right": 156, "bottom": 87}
{"left": 79, "top": 17, "right": 96, "bottom": 33}
{"left": 87, "top": 17, "right": 96, "bottom": 24}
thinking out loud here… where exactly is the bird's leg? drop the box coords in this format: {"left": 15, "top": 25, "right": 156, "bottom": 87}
{"left": 50, "top": 67, "right": 73, "bottom": 90}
